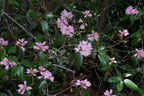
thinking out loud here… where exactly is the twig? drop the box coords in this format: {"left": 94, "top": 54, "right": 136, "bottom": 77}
{"left": 2, "top": 11, "right": 36, "bottom": 40}
{"left": 52, "top": 64, "right": 75, "bottom": 73}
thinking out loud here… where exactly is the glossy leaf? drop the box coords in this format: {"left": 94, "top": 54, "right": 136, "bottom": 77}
{"left": 18, "top": 66, "right": 25, "bottom": 81}
{"left": 117, "top": 81, "right": 124, "bottom": 92}
{"left": 108, "top": 76, "right": 121, "bottom": 83}
{"left": 39, "top": 80, "right": 47, "bottom": 91}
{"left": 40, "top": 20, "right": 49, "bottom": 33}
{"left": 124, "top": 79, "right": 139, "bottom": 90}
{"left": 27, "top": 9, "right": 40, "bottom": 18}
{"left": 75, "top": 53, "right": 83, "bottom": 69}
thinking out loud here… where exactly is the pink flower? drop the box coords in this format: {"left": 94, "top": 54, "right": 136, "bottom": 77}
{"left": 78, "top": 19, "right": 83, "bottom": 23}
{"left": 0, "top": 38, "right": 8, "bottom": 46}
{"left": 60, "top": 25, "right": 74, "bottom": 37}
{"left": 134, "top": 48, "right": 144, "bottom": 59}
{"left": 26, "top": 68, "right": 38, "bottom": 76}
{"left": 109, "top": 57, "right": 117, "bottom": 64}
{"left": 80, "top": 24, "right": 85, "bottom": 30}
{"left": 0, "top": 58, "right": 16, "bottom": 70}
{"left": 118, "top": 29, "right": 129, "bottom": 37}
{"left": 103, "top": 89, "right": 117, "bottom": 96}
{"left": 80, "top": 23, "right": 87, "bottom": 30}
{"left": 38, "top": 70, "right": 54, "bottom": 82}
{"left": 33, "top": 41, "right": 49, "bottom": 51}
{"left": 15, "top": 38, "right": 28, "bottom": 51}
{"left": 61, "top": 9, "right": 73, "bottom": 19}
{"left": 38, "top": 66, "right": 46, "bottom": 73}
{"left": 82, "top": 10, "right": 92, "bottom": 18}
{"left": 125, "top": 6, "right": 139, "bottom": 15}
{"left": 87, "top": 30, "right": 99, "bottom": 41}
{"left": 17, "top": 81, "right": 32, "bottom": 95}
{"left": 75, "top": 41, "right": 93, "bottom": 57}
{"left": 56, "top": 18, "right": 68, "bottom": 28}
{"left": 75, "top": 79, "right": 91, "bottom": 89}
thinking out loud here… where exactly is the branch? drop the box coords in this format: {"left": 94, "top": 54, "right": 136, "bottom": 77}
{"left": 3, "top": 12, "right": 36, "bottom": 40}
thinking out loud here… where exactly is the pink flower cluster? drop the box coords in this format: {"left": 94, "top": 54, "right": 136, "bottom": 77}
{"left": 0, "top": 38, "right": 8, "bottom": 46}
{"left": 125, "top": 6, "right": 139, "bottom": 15}
{"left": 26, "top": 66, "right": 54, "bottom": 82}
{"left": 118, "top": 29, "right": 129, "bottom": 37}
{"left": 0, "top": 58, "right": 16, "bottom": 70}
{"left": 82, "top": 10, "right": 92, "bottom": 18}
{"left": 17, "top": 81, "right": 32, "bottom": 95}
{"left": 103, "top": 89, "right": 117, "bottom": 96}
{"left": 75, "top": 41, "right": 93, "bottom": 57}
{"left": 26, "top": 67, "right": 38, "bottom": 76}
{"left": 87, "top": 30, "right": 99, "bottom": 41}
{"left": 109, "top": 57, "right": 117, "bottom": 64}
{"left": 15, "top": 38, "right": 28, "bottom": 51}
{"left": 75, "top": 79, "right": 91, "bottom": 89}
{"left": 33, "top": 41, "right": 49, "bottom": 51}
{"left": 134, "top": 48, "right": 144, "bottom": 59}
{"left": 56, "top": 9, "right": 74, "bottom": 37}
{"left": 38, "top": 70, "right": 54, "bottom": 82}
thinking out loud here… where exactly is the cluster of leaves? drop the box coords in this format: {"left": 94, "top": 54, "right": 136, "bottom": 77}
{"left": 0, "top": 0, "right": 144, "bottom": 96}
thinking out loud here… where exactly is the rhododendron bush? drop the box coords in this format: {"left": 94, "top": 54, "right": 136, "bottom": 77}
{"left": 0, "top": 0, "right": 144, "bottom": 96}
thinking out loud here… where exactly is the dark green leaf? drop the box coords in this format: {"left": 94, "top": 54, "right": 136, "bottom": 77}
{"left": 84, "top": 89, "right": 91, "bottom": 96}
{"left": 27, "top": 9, "right": 40, "bottom": 18}
{"left": 116, "top": 69, "right": 122, "bottom": 78}
{"left": 39, "top": 80, "right": 47, "bottom": 91}
{"left": 38, "top": 51, "right": 46, "bottom": 65}
{"left": 36, "top": 34, "right": 43, "bottom": 42}
{"left": 98, "top": 51, "right": 109, "bottom": 70}
{"left": 0, "top": 68, "right": 7, "bottom": 79}
{"left": 75, "top": 87, "right": 80, "bottom": 96}
{"left": 8, "top": 46, "right": 17, "bottom": 54}
{"left": 10, "top": 65, "right": 19, "bottom": 78}
{"left": 43, "top": 13, "right": 54, "bottom": 19}
{"left": 53, "top": 34, "right": 65, "bottom": 47}
{"left": 0, "top": 92, "right": 7, "bottom": 96}
{"left": 40, "top": 20, "right": 49, "bottom": 33}
{"left": 22, "top": 59, "right": 31, "bottom": 67}
{"left": 75, "top": 53, "right": 83, "bottom": 69}
{"left": 123, "top": 73, "right": 132, "bottom": 77}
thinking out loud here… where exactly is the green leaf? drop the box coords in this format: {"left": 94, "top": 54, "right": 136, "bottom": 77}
{"left": 26, "top": 42, "right": 35, "bottom": 49}
{"left": 39, "top": 80, "right": 47, "bottom": 91}
{"left": 91, "top": 43, "right": 97, "bottom": 59}
{"left": 120, "top": 15, "right": 129, "bottom": 21}
{"left": 123, "top": 73, "right": 132, "bottom": 78}
{"left": 8, "top": 46, "right": 17, "bottom": 54}
{"left": 10, "top": 65, "right": 19, "bottom": 78}
{"left": 84, "top": 89, "right": 91, "bottom": 96}
{"left": 0, "top": 68, "right": 7, "bottom": 79}
{"left": 117, "top": 81, "right": 124, "bottom": 92}
{"left": 18, "top": 66, "right": 25, "bottom": 81}
{"left": 43, "top": 13, "right": 54, "bottom": 19}
{"left": 22, "top": 59, "right": 31, "bottom": 67}
{"left": 138, "top": 89, "right": 144, "bottom": 96}
{"left": 75, "top": 53, "right": 83, "bottom": 69}
{"left": 38, "top": 51, "right": 46, "bottom": 65}
{"left": 53, "top": 34, "right": 65, "bottom": 47}
{"left": 27, "top": 9, "right": 40, "bottom": 18}
{"left": 0, "top": 92, "right": 7, "bottom": 96}
{"left": 75, "top": 87, "right": 80, "bottom": 96}
{"left": 116, "top": 69, "right": 122, "bottom": 78}
{"left": 98, "top": 51, "right": 109, "bottom": 70}
{"left": 108, "top": 76, "right": 121, "bottom": 83}
{"left": 69, "top": 53, "right": 77, "bottom": 65}
{"left": 124, "top": 79, "right": 139, "bottom": 90}
{"left": 40, "top": 20, "right": 49, "bottom": 33}
{"left": 8, "top": 56, "right": 18, "bottom": 62}
{"left": 36, "top": 34, "right": 43, "bottom": 42}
